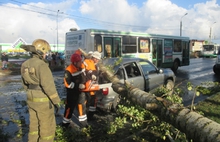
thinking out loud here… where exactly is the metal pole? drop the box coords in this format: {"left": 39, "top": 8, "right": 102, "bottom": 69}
{"left": 209, "top": 27, "right": 212, "bottom": 44}
{"left": 209, "top": 22, "right": 216, "bottom": 44}
{"left": 180, "top": 13, "right": 188, "bottom": 36}
{"left": 180, "top": 20, "right": 182, "bottom": 36}
{"left": 57, "top": 10, "right": 59, "bottom": 52}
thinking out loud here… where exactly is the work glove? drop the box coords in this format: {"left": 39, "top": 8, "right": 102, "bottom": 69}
{"left": 91, "top": 75, "right": 96, "bottom": 80}
{"left": 54, "top": 104, "right": 60, "bottom": 115}
{"left": 79, "top": 84, "right": 85, "bottom": 89}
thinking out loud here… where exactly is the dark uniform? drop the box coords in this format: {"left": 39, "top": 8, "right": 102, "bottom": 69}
{"left": 21, "top": 39, "right": 61, "bottom": 142}
{"left": 62, "top": 63, "right": 83, "bottom": 127}
{"left": 78, "top": 58, "right": 99, "bottom": 126}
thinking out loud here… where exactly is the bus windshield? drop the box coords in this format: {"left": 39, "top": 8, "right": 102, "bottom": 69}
{"left": 203, "top": 45, "right": 214, "bottom": 51}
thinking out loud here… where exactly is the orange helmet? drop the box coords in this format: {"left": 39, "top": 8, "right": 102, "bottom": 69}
{"left": 71, "top": 53, "right": 82, "bottom": 63}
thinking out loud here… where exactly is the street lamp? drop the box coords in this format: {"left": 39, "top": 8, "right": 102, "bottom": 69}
{"left": 180, "top": 13, "right": 188, "bottom": 36}
{"left": 209, "top": 22, "right": 216, "bottom": 44}
{"left": 57, "top": 10, "right": 63, "bottom": 52}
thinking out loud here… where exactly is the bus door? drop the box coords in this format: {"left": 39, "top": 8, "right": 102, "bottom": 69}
{"left": 104, "top": 37, "right": 121, "bottom": 58}
{"left": 182, "top": 41, "right": 190, "bottom": 65}
{"left": 152, "top": 39, "right": 163, "bottom": 68}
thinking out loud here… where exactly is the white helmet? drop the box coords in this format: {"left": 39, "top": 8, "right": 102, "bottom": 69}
{"left": 92, "top": 51, "right": 101, "bottom": 60}
{"left": 88, "top": 51, "right": 93, "bottom": 55}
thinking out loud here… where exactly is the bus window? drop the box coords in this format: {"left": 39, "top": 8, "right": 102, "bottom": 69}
{"left": 113, "top": 38, "right": 121, "bottom": 57}
{"left": 94, "top": 35, "right": 102, "bottom": 52}
{"left": 174, "top": 40, "right": 182, "bottom": 52}
{"left": 123, "top": 46, "right": 137, "bottom": 53}
{"left": 138, "top": 38, "right": 150, "bottom": 53}
{"left": 122, "top": 36, "right": 137, "bottom": 53}
{"left": 105, "top": 44, "right": 112, "bottom": 57}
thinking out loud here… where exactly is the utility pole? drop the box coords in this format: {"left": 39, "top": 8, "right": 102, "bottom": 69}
{"left": 180, "top": 13, "right": 188, "bottom": 36}
{"left": 209, "top": 22, "right": 216, "bottom": 44}
{"left": 56, "top": 10, "right": 59, "bottom": 52}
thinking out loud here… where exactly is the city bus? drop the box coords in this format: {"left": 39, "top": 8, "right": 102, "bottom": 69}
{"left": 201, "top": 44, "right": 220, "bottom": 58}
{"left": 65, "top": 28, "right": 190, "bottom": 72}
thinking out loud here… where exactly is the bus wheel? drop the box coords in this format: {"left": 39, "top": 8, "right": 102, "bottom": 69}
{"left": 172, "top": 61, "right": 179, "bottom": 72}
{"left": 213, "top": 65, "right": 220, "bottom": 75}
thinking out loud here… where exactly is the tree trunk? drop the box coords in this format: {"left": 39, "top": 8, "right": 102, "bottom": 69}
{"left": 80, "top": 48, "right": 220, "bottom": 142}
{"left": 99, "top": 62, "right": 220, "bottom": 142}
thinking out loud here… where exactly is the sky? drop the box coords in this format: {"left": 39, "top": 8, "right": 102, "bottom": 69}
{"left": 0, "top": 0, "right": 219, "bottom": 45}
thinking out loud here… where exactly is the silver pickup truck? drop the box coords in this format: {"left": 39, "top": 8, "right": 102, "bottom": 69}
{"left": 96, "top": 57, "right": 176, "bottom": 112}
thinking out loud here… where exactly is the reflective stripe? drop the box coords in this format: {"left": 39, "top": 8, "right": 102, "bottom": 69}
{"left": 79, "top": 115, "right": 87, "bottom": 121}
{"left": 62, "top": 117, "right": 71, "bottom": 124}
{"left": 88, "top": 70, "right": 93, "bottom": 73}
{"left": 28, "top": 97, "right": 49, "bottom": 102}
{"left": 28, "top": 93, "right": 58, "bottom": 102}
{"left": 67, "top": 82, "right": 75, "bottom": 88}
{"left": 89, "top": 106, "right": 96, "bottom": 112}
{"left": 83, "top": 61, "right": 88, "bottom": 67}
{"left": 81, "top": 68, "right": 85, "bottom": 72}
{"left": 41, "top": 134, "right": 54, "bottom": 141}
{"left": 29, "top": 131, "right": 38, "bottom": 135}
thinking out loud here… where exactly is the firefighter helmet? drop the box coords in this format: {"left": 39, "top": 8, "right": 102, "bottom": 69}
{"left": 71, "top": 53, "right": 82, "bottom": 63}
{"left": 32, "top": 39, "right": 51, "bottom": 55}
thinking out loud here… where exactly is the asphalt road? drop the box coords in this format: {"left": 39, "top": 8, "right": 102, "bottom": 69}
{"left": 174, "top": 57, "right": 220, "bottom": 106}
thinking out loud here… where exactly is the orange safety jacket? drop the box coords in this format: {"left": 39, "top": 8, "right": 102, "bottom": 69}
{"left": 80, "top": 59, "right": 99, "bottom": 94}
{"left": 64, "top": 64, "right": 83, "bottom": 90}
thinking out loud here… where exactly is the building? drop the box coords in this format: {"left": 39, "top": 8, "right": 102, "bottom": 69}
{"left": 0, "top": 37, "right": 64, "bottom": 53}
{"left": 190, "top": 39, "right": 205, "bottom": 58}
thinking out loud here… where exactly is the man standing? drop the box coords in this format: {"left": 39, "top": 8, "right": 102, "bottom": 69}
{"left": 1, "top": 52, "right": 8, "bottom": 70}
{"left": 78, "top": 51, "right": 101, "bottom": 127}
{"left": 62, "top": 53, "right": 84, "bottom": 128}
{"left": 20, "top": 39, "right": 61, "bottom": 142}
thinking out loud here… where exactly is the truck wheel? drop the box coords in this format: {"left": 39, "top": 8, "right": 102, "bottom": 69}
{"left": 213, "top": 65, "right": 220, "bottom": 75}
{"left": 165, "top": 80, "right": 174, "bottom": 95}
{"left": 172, "top": 61, "right": 179, "bottom": 72}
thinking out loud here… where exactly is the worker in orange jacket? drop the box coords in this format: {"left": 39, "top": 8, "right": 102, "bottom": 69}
{"left": 78, "top": 51, "right": 101, "bottom": 127}
{"left": 62, "top": 53, "right": 85, "bottom": 128}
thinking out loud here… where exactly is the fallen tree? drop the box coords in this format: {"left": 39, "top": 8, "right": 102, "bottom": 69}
{"left": 80, "top": 48, "right": 220, "bottom": 142}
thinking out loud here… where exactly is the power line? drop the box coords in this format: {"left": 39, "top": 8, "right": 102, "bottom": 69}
{"left": 2, "top": 0, "right": 181, "bottom": 31}
{"left": 1, "top": 4, "right": 56, "bottom": 17}
{"left": 3, "top": 1, "right": 156, "bottom": 29}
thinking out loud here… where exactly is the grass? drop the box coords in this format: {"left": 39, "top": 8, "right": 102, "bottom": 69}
{"left": 195, "top": 92, "right": 220, "bottom": 123}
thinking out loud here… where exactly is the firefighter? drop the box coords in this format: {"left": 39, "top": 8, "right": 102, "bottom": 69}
{"left": 62, "top": 53, "right": 85, "bottom": 128}
{"left": 78, "top": 51, "right": 101, "bottom": 127}
{"left": 20, "top": 39, "right": 61, "bottom": 142}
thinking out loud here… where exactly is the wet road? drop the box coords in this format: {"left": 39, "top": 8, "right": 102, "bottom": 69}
{"left": 0, "top": 58, "right": 219, "bottom": 141}
{"left": 174, "top": 58, "right": 220, "bottom": 106}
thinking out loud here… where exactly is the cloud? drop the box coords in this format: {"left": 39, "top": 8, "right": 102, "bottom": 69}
{"left": 79, "top": 0, "right": 220, "bottom": 42}
{"left": 0, "top": 1, "right": 78, "bottom": 44}
{"left": 0, "top": 0, "right": 219, "bottom": 45}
